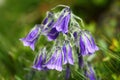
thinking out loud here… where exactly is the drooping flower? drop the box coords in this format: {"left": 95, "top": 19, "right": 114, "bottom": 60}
{"left": 41, "top": 12, "right": 59, "bottom": 41}
{"left": 42, "top": 21, "right": 59, "bottom": 41}
{"left": 53, "top": 7, "right": 71, "bottom": 33}
{"left": 42, "top": 11, "right": 54, "bottom": 26}
{"left": 62, "top": 41, "right": 74, "bottom": 65}
{"left": 45, "top": 47, "right": 63, "bottom": 71}
{"left": 20, "top": 25, "right": 40, "bottom": 51}
{"left": 85, "top": 64, "right": 96, "bottom": 80}
{"left": 32, "top": 48, "right": 47, "bottom": 70}
{"left": 88, "top": 67, "right": 96, "bottom": 80}
{"left": 78, "top": 55, "right": 84, "bottom": 68}
{"left": 46, "top": 28, "right": 59, "bottom": 41}
{"left": 79, "top": 30, "right": 99, "bottom": 56}
{"left": 65, "top": 65, "right": 71, "bottom": 80}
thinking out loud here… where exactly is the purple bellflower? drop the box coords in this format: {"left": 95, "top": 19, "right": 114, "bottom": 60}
{"left": 78, "top": 55, "right": 84, "bottom": 68}
{"left": 32, "top": 49, "right": 47, "bottom": 70}
{"left": 41, "top": 12, "right": 59, "bottom": 41}
{"left": 45, "top": 48, "right": 63, "bottom": 71}
{"left": 20, "top": 25, "right": 40, "bottom": 51}
{"left": 62, "top": 41, "right": 74, "bottom": 65}
{"left": 79, "top": 30, "right": 99, "bottom": 56}
{"left": 88, "top": 67, "right": 96, "bottom": 80}
{"left": 65, "top": 65, "right": 71, "bottom": 80}
{"left": 43, "top": 20, "right": 59, "bottom": 41}
{"left": 85, "top": 64, "right": 96, "bottom": 80}
{"left": 53, "top": 8, "right": 71, "bottom": 34}
{"left": 73, "top": 32, "right": 84, "bottom": 68}
{"left": 46, "top": 28, "right": 59, "bottom": 41}
{"left": 42, "top": 12, "right": 54, "bottom": 26}
{"left": 32, "top": 54, "right": 47, "bottom": 71}
{"left": 41, "top": 12, "right": 54, "bottom": 34}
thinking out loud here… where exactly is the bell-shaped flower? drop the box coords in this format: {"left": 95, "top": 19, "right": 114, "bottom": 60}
{"left": 65, "top": 65, "right": 71, "bottom": 80}
{"left": 46, "top": 28, "right": 59, "bottom": 41}
{"left": 41, "top": 11, "right": 54, "bottom": 33}
{"left": 78, "top": 55, "right": 84, "bottom": 68}
{"left": 20, "top": 25, "right": 40, "bottom": 51}
{"left": 62, "top": 41, "right": 74, "bottom": 65}
{"left": 45, "top": 48, "right": 63, "bottom": 71}
{"left": 42, "top": 11, "right": 54, "bottom": 26}
{"left": 53, "top": 7, "right": 71, "bottom": 33}
{"left": 79, "top": 30, "right": 99, "bottom": 56}
{"left": 85, "top": 64, "right": 96, "bottom": 80}
{"left": 32, "top": 49, "right": 47, "bottom": 70}
{"left": 41, "top": 12, "right": 59, "bottom": 41}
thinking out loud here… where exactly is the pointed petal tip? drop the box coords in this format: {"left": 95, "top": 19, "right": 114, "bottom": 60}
{"left": 69, "top": 61, "right": 74, "bottom": 65}
{"left": 55, "top": 66, "right": 62, "bottom": 71}
{"left": 20, "top": 39, "right": 30, "bottom": 47}
{"left": 30, "top": 44, "right": 35, "bottom": 51}
{"left": 47, "top": 37, "right": 54, "bottom": 41}
{"left": 95, "top": 46, "right": 99, "bottom": 51}
{"left": 32, "top": 66, "right": 42, "bottom": 71}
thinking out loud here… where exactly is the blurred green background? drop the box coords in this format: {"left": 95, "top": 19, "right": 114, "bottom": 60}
{"left": 0, "top": 0, "right": 120, "bottom": 80}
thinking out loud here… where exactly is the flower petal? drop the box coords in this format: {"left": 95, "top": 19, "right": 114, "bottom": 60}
{"left": 67, "top": 44, "right": 74, "bottom": 65}
{"left": 47, "top": 28, "right": 59, "bottom": 41}
{"left": 62, "top": 44, "right": 67, "bottom": 64}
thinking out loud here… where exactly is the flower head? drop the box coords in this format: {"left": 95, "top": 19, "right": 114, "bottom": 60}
{"left": 45, "top": 47, "right": 63, "bottom": 71}
{"left": 62, "top": 41, "right": 74, "bottom": 65}
{"left": 53, "top": 7, "right": 71, "bottom": 33}
{"left": 79, "top": 30, "right": 99, "bottom": 56}
{"left": 20, "top": 25, "right": 40, "bottom": 51}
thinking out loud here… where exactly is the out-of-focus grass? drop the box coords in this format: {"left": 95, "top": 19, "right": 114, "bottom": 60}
{"left": 0, "top": 0, "right": 120, "bottom": 80}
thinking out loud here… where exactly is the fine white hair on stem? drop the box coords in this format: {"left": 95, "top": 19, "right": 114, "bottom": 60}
{"left": 72, "top": 13, "right": 85, "bottom": 28}
{"left": 51, "top": 5, "right": 69, "bottom": 10}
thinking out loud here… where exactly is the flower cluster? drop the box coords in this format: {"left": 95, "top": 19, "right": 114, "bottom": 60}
{"left": 20, "top": 5, "right": 99, "bottom": 80}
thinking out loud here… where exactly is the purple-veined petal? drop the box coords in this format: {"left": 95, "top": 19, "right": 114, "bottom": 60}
{"left": 79, "top": 36, "right": 88, "bottom": 55}
{"left": 83, "top": 35, "right": 95, "bottom": 54}
{"left": 20, "top": 25, "right": 40, "bottom": 51}
{"left": 67, "top": 44, "right": 74, "bottom": 65}
{"left": 79, "top": 30, "right": 99, "bottom": 56}
{"left": 62, "top": 44, "right": 67, "bottom": 64}
{"left": 65, "top": 65, "right": 70, "bottom": 80}
{"left": 88, "top": 67, "right": 96, "bottom": 80}
{"left": 45, "top": 48, "right": 63, "bottom": 71}
{"left": 47, "top": 28, "right": 59, "bottom": 41}
{"left": 91, "top": 36, "right": 99, "bottom": 51}
{"left": 25, "top": 26, "right": 40, "bottom": 41}
{"left": 53, "top": 8, "right": 71, "bottom": 33}
{"left": 62, "top": 42, "right": 74, "bottom": 65}
{"left": 54, "top": 52, "right": 62, "bottom": 71}
{"left": 42, "top": 17, "right": 48, "bottom": 25}
{"left": 85, "top": 64, "right": 96, "bottom": 80}
{"left": 32, "top": 51, "right": 47, "bottom": 71}
{"left": 45, "top": 51, "right": 57, "bottom": 70}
